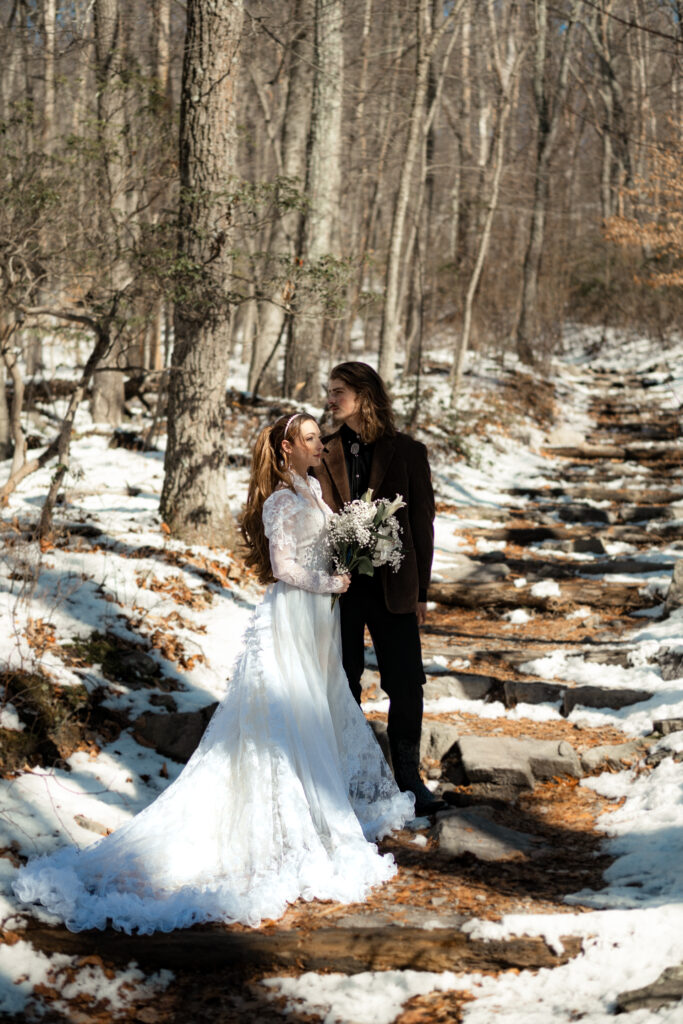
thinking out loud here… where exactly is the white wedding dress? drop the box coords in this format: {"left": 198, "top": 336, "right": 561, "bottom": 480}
{"left": 13, "top": 472, "right": 414, "bottom": 934}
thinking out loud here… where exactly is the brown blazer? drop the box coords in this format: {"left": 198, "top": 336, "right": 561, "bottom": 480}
{"left": 313, "top": 430, "right": 435, "bottom": 615}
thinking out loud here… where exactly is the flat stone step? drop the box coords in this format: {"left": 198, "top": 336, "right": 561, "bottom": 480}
{"left": 432, "top": 807, "right": 546, "bottom": 861}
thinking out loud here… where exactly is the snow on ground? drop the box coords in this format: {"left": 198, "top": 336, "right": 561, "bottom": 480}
{"left": 0, "top": 938, "right": 173, "bottom": 1019}
{"left": 1, "top": 327, "right": 683, "bottom": 1020}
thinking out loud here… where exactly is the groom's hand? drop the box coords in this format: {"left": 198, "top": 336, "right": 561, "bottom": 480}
{"left": 417, "top": 602, "right": 427, "bottom": 627}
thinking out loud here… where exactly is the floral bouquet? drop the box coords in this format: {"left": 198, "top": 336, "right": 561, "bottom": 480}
{"left": 327, "top": 489, "right": 405, "bottom": 607}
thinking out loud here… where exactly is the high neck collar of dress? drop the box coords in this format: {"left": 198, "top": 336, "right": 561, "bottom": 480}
{"left": 288, "top": 470, "right": 312, "bottom": 492}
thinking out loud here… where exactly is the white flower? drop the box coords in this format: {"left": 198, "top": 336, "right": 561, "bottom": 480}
{"left": 383, "top": 494, "right": 406, "bottom": 518}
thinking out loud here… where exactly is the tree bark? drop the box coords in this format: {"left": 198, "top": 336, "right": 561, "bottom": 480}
{"left": 91, "top": 0, "right": 127, "bottom": 424}
{"left": 152, "top": 0, "right": 172, "bottom": 104}
{"left": 450, "top": 0, "right": 524, "bottom": 395}
{"left": 284, "top": 0, "right": 344, "bottom": 401}
{"left": 41, "top": 0, "right": 56, "bottom": 153}
{"left": 248, "top": 0, "right": 314, "bottom": 396}
{"left": 159, "top": 0, "right": 244, "bottom": 546}
{"left": 378, "top": 0, "right": 464, "bottom": 385}
{"left": 514, "top": 0, "right": 580, "bottom": 365}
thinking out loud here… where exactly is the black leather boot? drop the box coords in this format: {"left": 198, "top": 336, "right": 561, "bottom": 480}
{"left": 389, "top": 738, "right": 447, "bottom": 817}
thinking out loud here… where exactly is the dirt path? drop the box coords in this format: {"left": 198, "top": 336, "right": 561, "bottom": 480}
{"left": 10, "top": 363, "right": 683, "bottom": 1023}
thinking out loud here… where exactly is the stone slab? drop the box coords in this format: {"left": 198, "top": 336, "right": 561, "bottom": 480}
{"left": 652, "top": 718, "right": 683, "bottom": 736}
{"left": 456, "top": 735, "right": 535, "bottom": 790}
{"left": 432, "top": 807, "right": 543, "bottom": 862}
{"left": 503, "top": 680, "right": 565, "bottom": 707}
{"left": 526, "top": 740, "right": 582, "bottom": 780}
{"left": 656, "top": 647, "right": 683, "bottom": 681}
{"left": 616, "top": 963, "right": 683, "bottom": 1013}
{"left": 455, "top": 735, "right": 581, "bottom": 787}
{"left": 563, "top": 686, "right": 652, "bottom": 715}
{"left": 580, "top": 741, "right": 645, "bottom": 773}
{"left": 423, "top": 674, "right": 493, "bottom": 701}
{"left": 420, "top": 721, "right": 460, "bottom": 764}
{"left": 441, "top": 782, "right": 523, "bottom": 806}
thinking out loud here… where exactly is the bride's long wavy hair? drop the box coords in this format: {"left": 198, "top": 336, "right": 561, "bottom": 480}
{"left": 241, "top": 413, "right": 315, "bottom": 584}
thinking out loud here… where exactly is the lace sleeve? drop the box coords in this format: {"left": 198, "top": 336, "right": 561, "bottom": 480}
{"left": 262, "top": 490, "right": 345, "bottom": 594}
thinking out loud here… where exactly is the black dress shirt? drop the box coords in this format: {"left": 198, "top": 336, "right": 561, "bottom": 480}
{"left": 340, "top": 423, "right": 374, "bottom": 500}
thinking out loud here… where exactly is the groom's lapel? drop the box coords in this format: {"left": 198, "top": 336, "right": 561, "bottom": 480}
{"left": 322, "top": 433, "right": 351, "bottom": 505}
{"left": 368, "top": 434, "right": 396, "bottom": 497}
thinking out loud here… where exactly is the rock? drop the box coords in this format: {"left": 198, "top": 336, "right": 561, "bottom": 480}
{"left": 563, "top": 685, "right": 652, "bottom": 715}
{"left": 438, "top": 554, "right": 511, "bottom": 583}
{"left": 420, "top": 721, "right": 460, "bottom": 764}
{"left": 556, "top": 503, "right": 612, "bottom": 525}
{"left": 149, "top": 693, "right": 178, "bottom": 711}
{"left": 572, "top": 537, "right": 606, "bottom": 555}
{"left": 103, "top": 648, "right": 159, "bottom": 688}
{"left": 423, "top": 674, "right": 493, "bottom": 701}
{"left": 655, "top": 647, "right": 683, "bottom": 681}
{"left": 441, "top": 782, "right": 522, "bottom": 806}
{"left": 369, "top": 718, "right": 392, "bottom": 766}
{"left": 580, "top": 741, "right": 644, "bottom": 773}
{"left": 578, "top": 649, "right": 633, "bottom": 668}
{"left": 527, "top": 740, "right": 582, "bottom": 780}
{"left": 432, "top": 807, "right": 543, "bottom": 862}
{"left": 616, "top": 963, "right": 683, "bottom": 1013}
{"left": 133, "top": 704, "right": 218, "bottom": 763}
{"left": 664, "top": 561, "right": 683, "bottom": 616}
{"left": 503, "top": 680, "right": 565, "bottom": 707}
{"left": 455, "top": 736, "right": 534, "bottom": 790}
{"left": 454, "top": 735, "right": 581, "bottom": 789}
{"left": 652, "top": 718, "right": 683, "bottom": 736}
{"left": 621, "top": 505, "right": 673, "bottom": 523}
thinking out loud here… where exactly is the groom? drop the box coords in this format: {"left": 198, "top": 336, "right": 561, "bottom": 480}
{"left": 314, "top": 361, "right": 446, "bottom": 816}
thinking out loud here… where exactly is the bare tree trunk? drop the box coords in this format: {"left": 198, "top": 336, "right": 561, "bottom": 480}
{"left": 91, "top": 0, "right": 127, "bottom": 424}
{"left": 41, "top": 0, "right": 56, "bottom": 154}
{"left": 284, "top": 0, "right": 344, "bottom": 401}
{"left": 0, "top": 4, "right": 21, "bottom": 120}
{"left": 515, "top": 0, "right": 580, "bottom": 364}
{"left": 159, "top": 0, "right": 244, "bottom": 546}
{"left": 248, "top": 0, "right": 314, "bottom": 396}
{"left": 152, "top": 0, "right": 172, "bottom": 104}
{"left": 582, "top": 7, "right": 633, "bottom": 221}
{"left": 378, "top": 0, "right": 463, "bottom": 385}
{"left": 450, "top": 0, "right": 524, "bottom": 395}
{"left": 339, "top": 5, "right": 401, "bottom": 359}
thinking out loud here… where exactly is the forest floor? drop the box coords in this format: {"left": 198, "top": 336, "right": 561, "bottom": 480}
{"left": 1, "top": 327, "right": 683, "bottom": 1022}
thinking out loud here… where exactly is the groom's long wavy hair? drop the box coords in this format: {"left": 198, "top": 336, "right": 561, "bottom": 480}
{"left": 329, "top": 362, "right": 396, "bottom": 443}
{"left": 241, "top": 413, "right": 314, "bottom": 584}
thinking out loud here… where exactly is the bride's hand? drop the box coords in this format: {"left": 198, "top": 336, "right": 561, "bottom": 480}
{"left": 335, "top": 573, "right": 351, "bottom": 593}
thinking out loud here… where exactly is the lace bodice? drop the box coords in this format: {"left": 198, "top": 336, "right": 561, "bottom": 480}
{"left": 262, "top": 473, "right": 345, "bottom": 594}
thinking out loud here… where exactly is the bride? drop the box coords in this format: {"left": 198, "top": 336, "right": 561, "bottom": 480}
{"left": 13, "top": 412, "right": 414, "bottom": 934}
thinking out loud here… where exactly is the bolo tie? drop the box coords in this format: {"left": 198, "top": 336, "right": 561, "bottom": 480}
{"left": 350, "top": 439, "right": 361, "bottom": 498}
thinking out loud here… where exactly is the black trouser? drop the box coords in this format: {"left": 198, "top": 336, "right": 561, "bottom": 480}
{"left": 339, "top": 573, "right": 425, "bottom": 746}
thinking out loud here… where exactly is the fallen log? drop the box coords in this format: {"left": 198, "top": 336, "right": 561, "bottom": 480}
{"left": 428, "top": 578, "right": 653, "bottom": 611}
{"left": 24, "top": 921, "right": 583, "bottom": 974}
